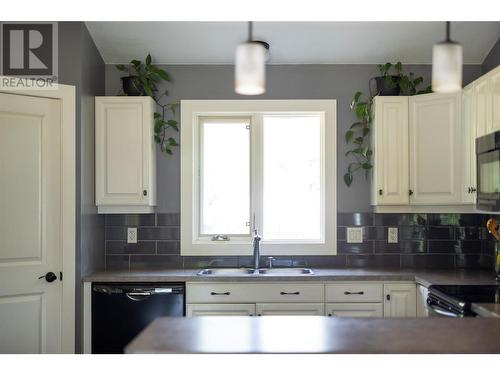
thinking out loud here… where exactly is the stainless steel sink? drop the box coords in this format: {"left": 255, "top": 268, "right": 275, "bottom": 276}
{"left": 197, "top": 268, "right": 256, "bottom": 276}
{"left": 258, "top": 268, "right": 314, "bottom": 275}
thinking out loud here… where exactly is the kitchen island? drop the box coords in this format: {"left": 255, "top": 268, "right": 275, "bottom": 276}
{"left": 125, "top": 316, "right": 500, "bottom": 354}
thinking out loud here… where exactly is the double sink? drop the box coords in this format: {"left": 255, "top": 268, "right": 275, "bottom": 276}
{"left": 197, "top": 268, "right": 314, "bottom": 276}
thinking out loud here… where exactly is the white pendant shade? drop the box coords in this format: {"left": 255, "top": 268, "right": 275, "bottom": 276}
{"left": 432, "top": 41, "right": 463, "bottom": 93}
{"left": 235, "top": 42, "right": 266, "bottom": 95}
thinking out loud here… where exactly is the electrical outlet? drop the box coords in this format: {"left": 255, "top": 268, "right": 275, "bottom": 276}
{"left": 388, "top": 227, "right": 398, "bottom": 243}
{"left": 347, "top": 227, "right": 363, "bottom": 243}
{"left": 127, "top": 227, "right": 137, "bottom": 244}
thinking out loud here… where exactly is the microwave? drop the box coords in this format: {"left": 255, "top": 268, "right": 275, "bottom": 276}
{"left": 476, "top": 131, "right": 500, "bottom": 212}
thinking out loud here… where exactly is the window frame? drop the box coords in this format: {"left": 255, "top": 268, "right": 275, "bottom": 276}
{"left": 180, "top": 100, "right": 337, "bottom": 256}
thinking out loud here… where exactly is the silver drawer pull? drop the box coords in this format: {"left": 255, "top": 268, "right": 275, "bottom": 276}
{"left": 344, "top": 291, "right": 364, "bottom": 295}
{"left": 210, "top": 292, "right": 230, "bottom": 296}
{"left": 280, "top": 291, "right": 300, "bottom": 295}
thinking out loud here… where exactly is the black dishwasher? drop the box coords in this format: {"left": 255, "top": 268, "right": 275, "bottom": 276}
{"left": 92, "top": 283, "right": 185, "bottom": 353}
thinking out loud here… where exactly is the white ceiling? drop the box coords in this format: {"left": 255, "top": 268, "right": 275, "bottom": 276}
{"left": 86, "top": 22, "right": 500, "bottom": 65}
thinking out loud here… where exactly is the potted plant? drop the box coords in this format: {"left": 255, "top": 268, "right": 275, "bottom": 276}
{"left": 344, "top": 62, "right": 431, "bottom": 186}
{"left": 116, "top": 54, "right": 179, "bottom": 155}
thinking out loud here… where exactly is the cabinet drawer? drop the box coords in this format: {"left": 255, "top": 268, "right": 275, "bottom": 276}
{"left": 187, "top": 304, "right": 255, "bottom": 317}
{"left": 326, "top": 303, "right": 383, "bottom": 317}
{"left": 187, "top": 283, "right": 324, "bottom": 303}
{"left": 256, "top": 303, "right": 325, "bottom": 316}
{"left": 325, "top": 283, "right": 383, "bottom": 303}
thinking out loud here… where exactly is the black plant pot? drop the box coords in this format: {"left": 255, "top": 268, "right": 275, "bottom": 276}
{"left": 370, "top": 75, "right": 401, "bottom": 96}
{"left": 121, "top": 76, "right": 144, "bottom": 96}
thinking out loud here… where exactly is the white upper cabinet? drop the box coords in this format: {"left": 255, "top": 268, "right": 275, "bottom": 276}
{"left": 409, "top": 92, "right": 462, "bottom": 205}
{"left": 490, "top": 67, "right": 500, "bottom": 134}
{"left": 462, "top": 83, "right": 477, "bottom": 203}
{"left": 371, "top": 96, "right": 409, "bottom": 205}
{"left": 475, "top": 75, "right": 491, "bottom": 138}
{"left": 95, "top": 96, "right": 157, "bottom": 213}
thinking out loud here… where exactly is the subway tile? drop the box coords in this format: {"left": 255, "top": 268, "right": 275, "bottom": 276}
{"left": 157, "top": 213, "right": 180, "bottom": 226}
{"left": 184, "top": 256, "right": 238, "bottom": 269}
{"left": 401, "top": 254, "right": 455, "bottom": 269}
{"left": 337, "top": 227, "right": 346, "bottom": 241}
{"left": 457, "top": 240, "right": 482, "bottom": 254}
{"left": 138, "top": 227, "right": 180, "bottom": 240}
{"left": 157, "top": 241, "right": 180, "bottom": 255}
{"left": 363, "top": 226, "right": 386, "bottom": 241}
{"left": 400, "top": 226, "right": 427, "bottom": 240}
{"left": 105, "top": 214, "right": 155, "bottom": 227}
{"left": 427, "top": 214, "right": 479, "bottom": 227}
{"left": 105, "top": 227, "right": 127, "bottom": 241}
{"left": 337, "top": 213, "right": 373, "bottom": 226}
{"left": 374, "top": 213, "right": 427, "bottom": 226}
{"left": 427, "top": 226, "right": 454, "bottom": 240}
{"left": 105, "top": 255, "right": 130, "bottom": 270}
{"left": 456, "top": 254, "right": 483, "bottom": 269}
{"left": 374, "top": 240, "right": 427, "bottom": 254}
{"left": 337, "top": 241, "right": 374, "bottom": 254}
{"left": 292, "top": 255, "right": 347, "bottom": 268}
{"left": 479, "top": 254, "right": 495, "bottom": 270}
{"left": 427, "top": 240, "right": 459, "bottom": 253}
{"left": 455, "top": 227, "right": 482, "bottom": 240}
{"left": 481, "top": 240, "right": 498, "bottom": 255}
{"left": 346, "top": 254, "right": 400, "bottom": 268}
{"left": 130, "top": 255, "right": 183, "bottom": 270}
{"left": 106, "top": 241, "right": 156, "bottom": 255}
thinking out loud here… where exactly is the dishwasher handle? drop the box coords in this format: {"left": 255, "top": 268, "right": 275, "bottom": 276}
{"left": 93, "top": 284, "right": 184, "bottom": 296}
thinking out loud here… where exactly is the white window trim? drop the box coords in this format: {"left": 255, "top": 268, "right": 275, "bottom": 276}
{"left": 180, "top": 100, "right": 337, "bottom": 256}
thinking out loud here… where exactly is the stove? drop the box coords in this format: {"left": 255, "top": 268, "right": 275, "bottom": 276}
{"left": 427, "top": 284, "right": 500, "bottom": 317}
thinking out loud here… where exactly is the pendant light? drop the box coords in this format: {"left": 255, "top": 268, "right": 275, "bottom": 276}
{"left": 432, "top": 21, "right": 463, "bottom": 93}
{"left": 235, "top": 22, "right": 270, "bottom": 95}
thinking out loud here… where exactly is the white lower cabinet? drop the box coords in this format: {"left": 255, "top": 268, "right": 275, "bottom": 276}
{"left": 187, "top": 303, "right": 255, "bottom": 317}
{"left": 383, "top": 283, "right": 417, "bottom": 317}
{"left": 256, "top": 303, "right": 325, "bottom": 316}
{"left": 325, "top": 303, "right": 383, "bottom": 317}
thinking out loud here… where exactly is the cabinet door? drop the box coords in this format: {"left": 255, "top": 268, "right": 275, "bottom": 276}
{"left": 383, "top": 284, "right": 417, "bottom": 317}
{"left": 462, "top": 84, "right": 477, "bottom": 203}
{"left": 416, "top": 285, "right": 429, "bottom": 318}
{"left": 95, "top": 97, "right": 155, "bottom": 209}
{"left": 372, "top": 96, "right": 409, "bottom": 205}
{"left": 255, "top": 303, "right": 325, "bottom": 316}
{"left": 187, "top": 304, "right": 255, "bottom": 317}
{"left": 475, "top": 77, "right": 491, "bottom": 137}
{"left": 490, "top": 67, "right": 500, "bottom": 133}
{"left": 325, "top": 303, "right": 383, "bottom": 317}
{"left": 409, "top": 93, "right": 462, "bottom": 204}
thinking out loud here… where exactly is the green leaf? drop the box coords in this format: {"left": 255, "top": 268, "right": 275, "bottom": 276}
{"left": 354, "top": 137, "right": 364, "bottom": 145}
{"left": 353, "top": 91, "right": 362, "bottom": 103}
{"left": 116, "top": 64, "right": 127, "bottom": 72}
{"left": 362, "top": 163, "right": 372, "bottom": 170}
{"left": 168, "top": 137, "right": 178, "bottom": 146}
{"left": 166, "top": 148, "right": 173, "bottom": 155}
{"left": 363, "top": 127, "right": 370, "bottom": 137}
{"left": 154, "top": 135, "right": 161, "bottom": 144}
{"left": 343, "top": 172, "right": 353, "bottom": 187}
{"left": 154, "top": 112, "right": 161, "bottom": 119}
{"left": 146, "top": 54, "right": 152, "bottom": 66}
{"left": 350, "top": 122, "right": 362, "bottom": 129}
{"left": 167, "top": 119, "right": 177, "bottom": 126}
{"left": 345, "top": 130, "right": 354, "bottom": 143}
{"left": 131, "top": 59, "right": 141, "bottom": 67}
{"left": 155, "top": 68, "right": 171, "bottom": 82}
{"left": 395, "top": 62, "right": 402, "bottom": 74}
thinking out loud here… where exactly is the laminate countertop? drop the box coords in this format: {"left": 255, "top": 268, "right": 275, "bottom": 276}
{"left": 125, "top": 316, "right": 500, "bottom": 354}
{"left": 83, "top": 268, "right": 499, "bottom": 288}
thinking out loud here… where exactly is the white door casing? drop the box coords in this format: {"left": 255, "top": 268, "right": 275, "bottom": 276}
{"left": 0, "top": 87, "right": 75, "bottom": 354}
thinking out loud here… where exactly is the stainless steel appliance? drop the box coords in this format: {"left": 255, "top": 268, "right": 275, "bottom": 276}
{"left": 476, "top": 131, "right": 500, "bottom": 211}
{"left": 427, "top": 284, "right": 500, "bottom": 317}
{"left": 92, "top": 283, "right": 185, "bottom": 353}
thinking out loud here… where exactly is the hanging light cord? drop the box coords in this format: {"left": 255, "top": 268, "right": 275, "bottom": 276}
{"left": 445, "top": 21, "right": 451, "bottom": 42}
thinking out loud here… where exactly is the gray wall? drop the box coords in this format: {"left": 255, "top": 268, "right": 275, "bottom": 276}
{"left": 482, "top": 37, "right": 500, "bottom": 74}
{"left": 58, "top": 22, "right": 105, "bottom": 354}
{"left": 106, "top": 63, "right": 482, "bottom": 213}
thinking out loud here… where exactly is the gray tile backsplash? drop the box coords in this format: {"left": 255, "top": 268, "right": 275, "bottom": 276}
{"left": 104, "top": 212, "right": 499, "bottom": 271}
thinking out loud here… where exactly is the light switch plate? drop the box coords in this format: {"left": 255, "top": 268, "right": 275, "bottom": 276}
{"left": 388, "top": 227, "right": 398, "bottom": 243}
{"left": 127, "top": 227, "right": 137, "bottom": 244}
{"left": 347, "top": 227, "right": 363, "bottom": 243}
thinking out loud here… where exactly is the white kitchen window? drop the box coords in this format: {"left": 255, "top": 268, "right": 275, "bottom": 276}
{"left": 181, "top": 100, "right": 337, "bottom": 256}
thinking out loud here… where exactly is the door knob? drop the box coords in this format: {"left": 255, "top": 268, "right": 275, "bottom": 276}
{"left": 38, "top": 272, "right": 57, "bottom": 283}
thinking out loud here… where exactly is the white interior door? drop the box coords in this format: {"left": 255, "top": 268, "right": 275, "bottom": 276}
{"left": 0, "top": 93, "right": 63, "bottom": 353}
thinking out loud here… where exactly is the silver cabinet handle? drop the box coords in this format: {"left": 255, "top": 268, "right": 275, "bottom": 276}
{"left": 210, "top": 292, "right": 230, "bottom": 296}
{"left": 280, "top": 291, "right": 300, "bottom": 295}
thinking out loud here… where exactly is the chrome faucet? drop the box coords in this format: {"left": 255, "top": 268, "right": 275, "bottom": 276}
{"left": 253, "top": 229, "right": 261, "bottom": 270}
